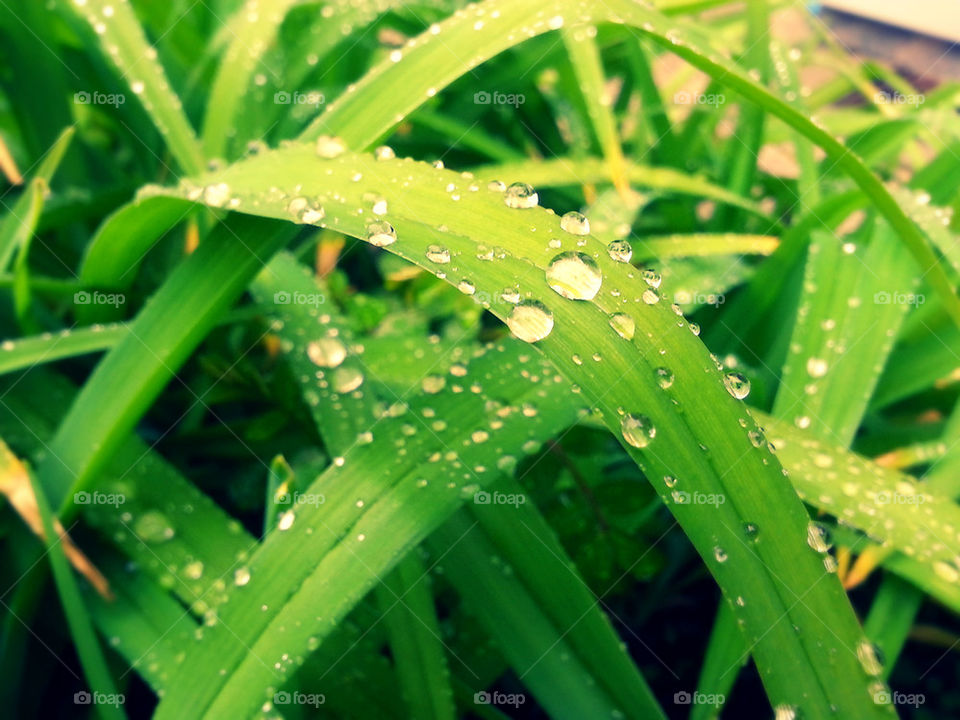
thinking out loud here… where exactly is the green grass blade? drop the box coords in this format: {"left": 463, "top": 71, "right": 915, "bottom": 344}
{"left": 63, "top": 0, "right": 204, "bottom": 174}
{"left": 146, "top": 145, "right": 893, "bottom": 719}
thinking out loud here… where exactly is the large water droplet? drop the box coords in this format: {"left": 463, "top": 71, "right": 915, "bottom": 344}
{"left": 620, "top": 413, "right": 655, "bottom": 448}
{"left": 506, "top": 300, "right": 554, "bottom": 343}
{"left": 134, "top": 511, "right": 175, "bottom": 543}
{"left": 607, "top": 239, "right": 632, "bottom": 263}
{"left": 545, "top": 252, "right": 602, "bottom": 300}
{"left": 560, "top": 211, "right": 590, "bottom": 235}
{"left": 425, "top": 245, "right": 450, "bottom": 264}
{"left": 609, "top": 313, "right": 635, "bottom": 340}
{"left": 331, "top": 366, "right": 364, "bottom": 393}
{"left": 367, "top": 221, "right": 397, "bottom": 247}
{"left": 307, "top": 337, "right": 346, "bottom": 368}
{"left": 315, "top": 135, "right": 346, "bottom": 158}
{"left": 806, "top": 522, "right": 832, "bottom": 553}
{"left": 856, "top": 640, "right": 884, "bottom": 676}
{"left": 504, "top": 182, "right": 538, "bottom": 209}
{"left": 723, "top": 372, "right": 751, "bottom": 400}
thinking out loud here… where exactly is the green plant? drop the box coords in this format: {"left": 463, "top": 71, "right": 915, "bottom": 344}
{"left": 1, "top": 0, "right": 959, "bottom": 717}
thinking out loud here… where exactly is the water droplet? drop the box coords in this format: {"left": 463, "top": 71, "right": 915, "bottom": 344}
{"left": 487, "top": 180, "right": 506, "bottom": 192}
{"left": 307, "top": 337, "right": 346, "bottom": 368}
{"left": 806, "top": 522, "right": 831, "bottom": 553}
{"left": 500, "top": 287, "right": 521, "bottom": 304}
{"left": 609, "top": 313, "right": 635, "bottom": 340}
{"left": 331, "top": 366, "right": 364, "bottom": 393}
{"left": 287, "top": 196, "right": 325, "bottom": 224}
{"left": 714, "top": 547, "right": 728, "bottom": 563}
{"left": 856, "top": 640, "right": 884, "bottom": 676}
{"left": 607, "top": 239, "right": 632, "bottom": 263}
{"left": 506, "top": 300, "right": 554, "bottom": 343}
{"left": 743, "top": 523, "right": 759, "bottom": 541}
{"left": 234, "top": 567, "right": 251, "bottom": 586}
{"left": 620, "top": 413, "right": 655, "bottom": 448}
{"left": 374, "top": 145, "right": 395, "bottom": 160}
{"left": 723, "top": 372, "right": 751, "bottom": 400}
{"left": 425, "top": 245, "right": 450, "bottom": 264}
{"left": 933, "top": 560, "right": 959, "bottom": 583}
{"left": 641, "top": 269, "right": 662, "bottom": 288}
{"left": 457, "top": 278, "right": 476, "bottom": 295}
{"left": 560, "top": 211, "right": 590, "bottom": 235}
{"left": 655, "top": 367, "right": 674, "bottom": 389}
{"left": 422, "top": 375, "right": 446, "bottom": 394}
{"left": 366, "top": 221, "right": 397, "bottom": 247}
{"left": 806, "top": 357, "right": 828, "bottom": 378}
{"left": 203, "top": 183, "right": 230, "bottom": 208}
{"left": 504, "top": 182, "right": 538, "bottom": 209}
{"left": 315, "top": 135, "right": 346, "bottom": 158}
{"left": 545, "top": 252, "right": 602, "bottom": 300}
{"left": 134, "top": 511, "right": 175, "bottom": 543}
{"left": 277, "top": 510, "right": 295, "bottom": 531}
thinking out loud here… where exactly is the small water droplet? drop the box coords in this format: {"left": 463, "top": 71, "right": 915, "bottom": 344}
{"left": 655, "top": 367, "right": 674, "bottom": 389}
{"left": 425, "top": 245, "right": 450, "bottom": 264}
{"left": 560, "top": 211, "right": 590, "bottom": 235}
{"left": 307, "top": 337, "right": 346, "bottom": 368}
{"left": 609, "top": 313, "right": 635, "bottom": 340}
{"left": 607, "top": 239, "right": 632, "bottom": 263}
{"left": 315, "top": 135, "right": 346, "bottom": 158}
{"left": 723, "top": 372, "right": 751, "bottom": 400}
{"left": 366, "top": 221, "right": 397, "bottom": 247}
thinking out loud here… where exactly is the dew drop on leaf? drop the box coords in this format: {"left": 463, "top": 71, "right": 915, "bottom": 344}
{"left": 134, "top": 511, "right": 175, "bottom": 543}
{"left": 425, "top": 245, "right": 451, "bottom": 264}
{"left": 307, "top": 337, "right": 346, "bottom": 368}
{"left": 560, "top": 211, "right": 590, "bottom": 235}
{"left": 374, "top": 145, "right": 395, "bottom": 160}
{"left": 607, "top": 239, "right": 633, "bottom": 263}
{"left": 806, "top": 522, "right": 832, "bottom": 553}
{"left": 504, "top": 182, "right": 539, "bottom": 209}
{"left": 620, "top": 413, "right": 655, "bottom": 448}
{"left": 331, "top": 366, "right": 364, "bottom": 393}
{"left": 609, "top": 313, "right": 635, "bottom": 340}
{"left": 655, "top": 367, "right": 674, "bottom": 389}
{"left": 506, "top": 300, "right": 554, "bottom": 343}
{"left": 723, "top": 372, "right": 751, "bottom": 400}
{"left": 315, "top": 135, "right": 346, "bottom": 158}
{"left": 545, "top": 252, "right": 602, "bottom": 300}
{"left": 366, "top": 221, "right": 397, "bottom": 247}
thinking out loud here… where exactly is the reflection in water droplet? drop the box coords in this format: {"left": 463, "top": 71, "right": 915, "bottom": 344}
{"left": 723, "top": 372, "right": 751, "bottom": 400}
{"left": 607, "top": 240, "right": 632, "bottom": 263}
{"left": 545, "top": 252, "right": 602, "bottom": 300}
{"left": 307, "top": 337, "right": 346, "bottom": 368}
{"left": 609, "top": 313, "right": 635, "bottom": 340}
{"left": 366, "top": 221, "right": 397, "bottom": 247}
{"left": 506, "top": 300, "right": 554, "bottom": 343}
{"left": 560, "top": 211, "right": 590, "bottom": 235}
{"left": 620, "top": 413, "right": 655, "bottom": 448}
{"left": 504, "top": 182, "right": 538, "bottom": 209}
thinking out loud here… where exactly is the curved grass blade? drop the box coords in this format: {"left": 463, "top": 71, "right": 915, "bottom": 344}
{"left": 300, "top": 0, "right": 960, "bottom": 324}
{"left": 146, "top": 145, "right": 893, "bottom": 719}
{"left": 0, "top": 324, "right": 127, "bottom": 376}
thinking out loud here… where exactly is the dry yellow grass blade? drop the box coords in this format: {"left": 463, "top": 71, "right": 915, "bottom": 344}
{"left": 0, "top": 440, "right": 112, "bottom": 599}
